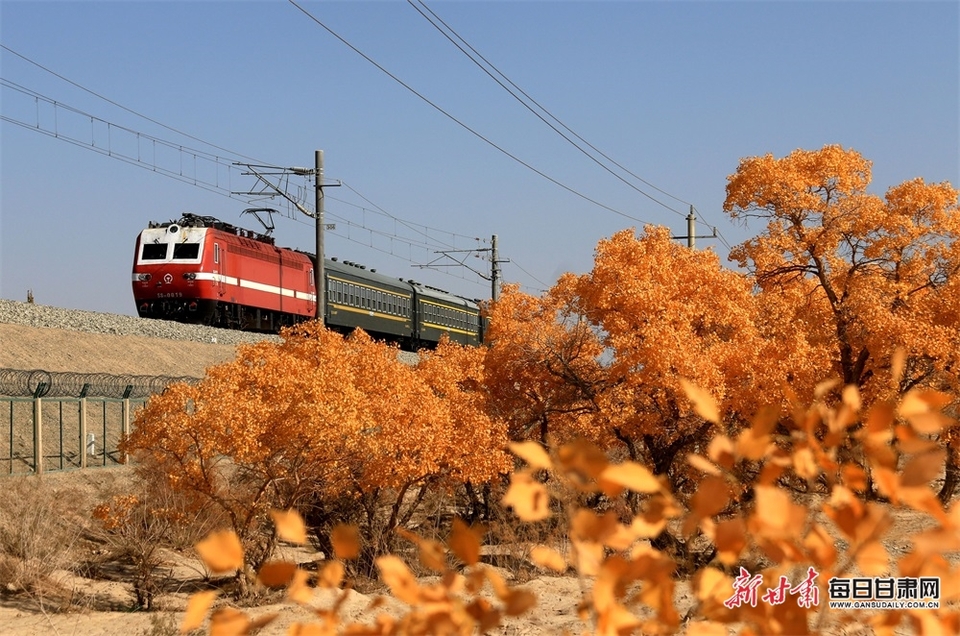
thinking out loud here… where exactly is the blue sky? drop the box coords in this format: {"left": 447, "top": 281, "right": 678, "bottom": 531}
{"left": 2, "top": 1, "right": 957, "bottom": 316}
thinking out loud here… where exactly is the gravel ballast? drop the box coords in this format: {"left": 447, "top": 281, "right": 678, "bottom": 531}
{"left": 0, "top": 299, "right": 280, "bottom": 346}
{"left": 0, "top": 299, "right": 419, "bottom": 376}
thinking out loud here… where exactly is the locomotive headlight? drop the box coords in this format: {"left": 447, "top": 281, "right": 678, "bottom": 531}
{"left": 183, "top": 272, "right": 197, "bottom": 280}
{"left": 137, "top": 273, "right": 152, "bottom": 282}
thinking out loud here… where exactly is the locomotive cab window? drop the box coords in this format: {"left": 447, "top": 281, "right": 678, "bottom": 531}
{"left": 172, "top": 243, "right": 200, "bottom": 260}
{"left": 142, "top": 243, "right": 167, "bottom": 260}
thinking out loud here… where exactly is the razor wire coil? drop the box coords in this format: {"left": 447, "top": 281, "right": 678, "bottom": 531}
{"left": 0, "top": 367, "right": 198, "bottom": 399}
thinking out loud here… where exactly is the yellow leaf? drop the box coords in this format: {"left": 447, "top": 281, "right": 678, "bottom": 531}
{"left": 195, "top": 530, "right": 244, "bottom": 574}
{"left": 804, "top": 524, "right": 837, "bottom": 568}
{"left": 815, "top": 378, "right": 840, "bottom": 399}
{"left": 319, "top": 560, "right": 344, "bottom": 589}
{"left": 529, "top": 545, "right": 567, "bottom": 572}
{"left": 257, "top": 561, "right": 297, "bottom": 588}
{"left": 503, "top": 589, "right": 537, "bottom": 616}
{"left": 449, "top": 518, "right": 484, "bottom": 566}
{"left": 691, "top": 475, "right": 729, "bottom": 519}
{"left": 181, "top": 589, "right": 218, "bottom": 633}
{"left": 405, "top": 531, "right": 446, "bottom": 573}
{"left": 485, "top": 566, "right": 510, "bottom": 600}
{"left": 890, "top": 347, "right": 906, "bottom": 389}
{"left": 713, "top": 518, "right": 746, "bottom": 566}
{"left": 501, "top": 471, "right": 551, "bottom": 521}
{"left": 287, "top": 568, "right": 314, "bottom": 605}
{"left": 376, "top": 555, "right": 421, "bottom": 604}
{"left": 599, "top": 461, "right": 661, "bottom": 494}
{"left": 842, "top": 384, "right": 862, "bottom": 411}
{"left": 841, "top": 463, "right": 868, "bottom": 491}
{"left": 793, "top": 447, "right": 819, "bottom": 480}
{"left": 209, "top": 607, "right": 249, "bottom": 636}
{"left": 687, "top": 453, "right": 721, "bottom": 476}
{"left": 686, "top": 622, "right": 729, "bottom": 636}
{"left": 507, "top": 441, "right": 552, "bottom": 470}
{"left": 330, "top": 524, "right": 360, "bottom": 560}
{"left": 270, "top": 509, "right": 307, "bottom": 545}
{"left": 287, "top": 623, "right": 329, "bottom": 636}
{"left": 856, "top": 541, "right": 888, "bottom": 576}
{"left": 899, "top": 389, "right": 953, "bottom": 417}
{"left": 907, "top": 411, "right": 952, "bottom": 435}
{"left": 707, "top": 435, "right": 735, "bottom": 469}
{"left": 695, "top": 567, "right": 732, "bottom": 606}
{"left": 901, "top": 450, "right": 946, "bottom": 488}
{"left": 679, "top": 378, "right": 720, "bottom": 424}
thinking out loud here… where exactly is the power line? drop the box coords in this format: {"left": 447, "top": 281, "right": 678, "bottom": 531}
{"left": 1, "top": 45, "right": 489, "bottom": 255}
{"left": 1, "top": 78, "right": 252, "bottom": 199}
{"left": 1, "top": 44, "right": 262, "bottom": 164}
{"left": 287, "top": 0, "right": 658, "bottom": 227}
{"left": 406, "top": 1, "right": 747, "bottom": 248}
{"left": 338, "top": 181, "right": 480, "bottom": 249}
{"left": 407, "top": 0, "right": 689, "bottom": 218}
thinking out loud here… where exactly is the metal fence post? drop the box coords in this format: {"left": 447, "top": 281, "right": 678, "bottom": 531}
{"left": 33, "top": 396, "right": 42, "bottom": 476}
{"left": 121, "top": 397, "right": 130, "bottom": 465}
{"left": 79, "top": 396, "right": 87, "bottom": 469}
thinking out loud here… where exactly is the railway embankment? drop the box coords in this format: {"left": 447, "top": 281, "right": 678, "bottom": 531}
{"left": 0, "top": 299, "right": 418, "bottom": 379}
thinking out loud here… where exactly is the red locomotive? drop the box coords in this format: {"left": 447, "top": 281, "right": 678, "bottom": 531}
{"left": 132, "top": 212, "right": 315, "bottom": 331}
{"left": 132, "top": 212, "right": 484, "bottom": 348}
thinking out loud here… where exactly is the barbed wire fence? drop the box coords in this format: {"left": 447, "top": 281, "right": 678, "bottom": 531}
{"left": 0, "top": 367, "right": 199, "bottom": 399}
{"left": 1, "top": 368, "right": 199, "bottom": 475}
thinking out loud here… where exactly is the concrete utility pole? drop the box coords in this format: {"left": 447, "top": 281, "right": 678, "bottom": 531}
{"left": 672, "top": 205, "right": 717, "bottom": 248}
{"left": 417, "top": 234, "right": 508, "bottom": 303}
{"left": 491, "top": 234, "right": 502, "bottom": 302}
{"left": 234, "top": 152, "right": 337, "bottom": 319}
{"left": 314, "top": 150, "right": 324, "bottom": 320}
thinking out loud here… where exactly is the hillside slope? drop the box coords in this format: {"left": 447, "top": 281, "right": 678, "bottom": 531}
{"left": 0, "top": 322, "right": 239, "bottom": 378}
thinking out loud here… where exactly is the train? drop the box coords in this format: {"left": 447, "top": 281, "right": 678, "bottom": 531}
{"left": 132, "top": 212, "right": 484, "bottom": 349}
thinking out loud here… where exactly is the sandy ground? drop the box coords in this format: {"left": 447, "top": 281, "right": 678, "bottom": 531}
{"left": 0, "top": 571, "right": 594, "bottom": 636}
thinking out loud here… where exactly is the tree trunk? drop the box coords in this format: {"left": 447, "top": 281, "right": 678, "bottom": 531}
{"left": 938, "top": 451, "right": 960, "bottom": 505}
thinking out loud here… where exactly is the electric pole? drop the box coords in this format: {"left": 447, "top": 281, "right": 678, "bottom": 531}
{"left": 416, "top": 234, "right": 508, "bottom": 302}
{"left": 314, "top": 150, "right": 324, "bottom": 320}
{"left": 491, "top": 234, "right": 502, "bottom": 302}
{"left": 234, "top": 150, "right": 339, "bottom": 321}
{"left": 672, "top": 205, "right": 717, "bottom": 248}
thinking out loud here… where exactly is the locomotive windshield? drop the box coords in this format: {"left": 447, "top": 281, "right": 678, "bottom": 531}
{"left": 172, "top": 243, "right": 200, "bottom": 260}
{"left": 141, "top": 243, "right": 167, "bottom": 260}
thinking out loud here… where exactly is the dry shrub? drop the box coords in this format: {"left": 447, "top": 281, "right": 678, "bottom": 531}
{"left": 90, "top": 479, "right": 223, "bottom": 610}
{"left": 0, "top": 476, "right": 89, "bottom": 606}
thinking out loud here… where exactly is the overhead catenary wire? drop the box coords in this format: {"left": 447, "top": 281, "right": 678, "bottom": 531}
{"left": 407, "top": 0, "right": 689, "bottom": 219}
{"left": 0, "top": 75, "right": 492, "bottom": 289}
{"left": 1, "top": 45, "right": 484, "bottom": 256}
{"left": 1, "top": 44, "right": 263, "bottom": 165}
{"left": 406, "top": 1, "right": 746, "bottom": 247}
{"left": 287, "top": 0, "right": 658, "bottom": 227}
